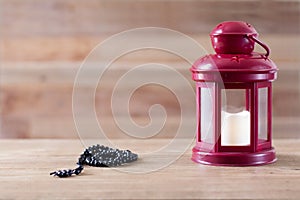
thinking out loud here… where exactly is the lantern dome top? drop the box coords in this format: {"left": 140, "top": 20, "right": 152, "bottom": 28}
{"left": 191, "top": 53, "right": 278, "bottom": 82}
{"left": 190, "top": 21, "right": 277, "bottom": 82}
{"left": 210, "top": 21, "right": 258, "bottom": 36}
{"left": 210, "top": 21, "right": 262, "bottom": 55}
{"left": 192, "top": 54, "right": 277, "bottom": 72}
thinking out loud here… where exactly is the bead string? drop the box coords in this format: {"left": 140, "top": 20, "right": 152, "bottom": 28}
{"left": 50, "top": 144, "right": 138, "bottom": 178}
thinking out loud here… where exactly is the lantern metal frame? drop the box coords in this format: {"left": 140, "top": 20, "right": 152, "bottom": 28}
{"left": 192, "top": 80, "right": 275, "bottom": 166}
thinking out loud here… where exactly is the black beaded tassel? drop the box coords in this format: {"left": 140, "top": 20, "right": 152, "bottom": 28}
{"left": 50, "top": 144, "right": 138, "bottom": 178}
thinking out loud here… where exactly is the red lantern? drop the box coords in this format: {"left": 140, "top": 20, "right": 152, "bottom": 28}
{"left": 191, "top": 21, "right": 278, "bottom": 166}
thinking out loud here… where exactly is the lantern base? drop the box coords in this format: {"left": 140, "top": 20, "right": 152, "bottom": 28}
{"left": 192, "top": 147, "right": 276, "bottom": 166}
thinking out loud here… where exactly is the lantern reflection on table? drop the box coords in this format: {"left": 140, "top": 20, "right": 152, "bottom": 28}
{"left": 191, "top": 21, "right": 278, "bottom": 166}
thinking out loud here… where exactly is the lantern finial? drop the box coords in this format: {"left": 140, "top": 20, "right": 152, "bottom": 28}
{"left": 210, "top": 21, "right": 270, "bottom": 56}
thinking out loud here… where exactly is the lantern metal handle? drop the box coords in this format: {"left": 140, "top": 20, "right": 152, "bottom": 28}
{"left": 248, "top": 35, "right": 270, "bottom": 58}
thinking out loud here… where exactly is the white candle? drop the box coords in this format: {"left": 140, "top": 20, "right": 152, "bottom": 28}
{"left": 221, "top": 110, "right": 250, "bottom": 146}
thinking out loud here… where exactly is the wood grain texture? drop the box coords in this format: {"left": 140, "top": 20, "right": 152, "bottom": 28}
{"left": 0, "top": 139, "right": 299, "bottom": 199}
{"left": 1, "top": 0, "right": 299, "bottom": 37}
{"left": 0, "top": 0, "right": 299, "bottom": 139}
{"left": 1, "top": 35, "right": 300, "bottom": 61}
{"left": 1, "top": 60, "right": 300, "bottom": 138}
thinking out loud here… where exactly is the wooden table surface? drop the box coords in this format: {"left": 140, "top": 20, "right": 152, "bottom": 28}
{"left": 0, "top": 139, "right": 299, "bottom": 200}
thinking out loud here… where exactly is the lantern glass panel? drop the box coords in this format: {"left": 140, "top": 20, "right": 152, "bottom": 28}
{"left": 221, "top": 89, "right": 251, "bottom": 146}
{"left": 200, "top": 83, "right": 215, "bottom": 144}
{"left": 258, "top": 87, "right": 268, "bottom": 141}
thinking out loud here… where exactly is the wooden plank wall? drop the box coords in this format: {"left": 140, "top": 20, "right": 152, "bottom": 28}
{"left": 1, "top": 0, "right": 300, "bottom": 139}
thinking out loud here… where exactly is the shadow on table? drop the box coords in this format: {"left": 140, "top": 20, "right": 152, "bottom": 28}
{"left": 272, "top": 154, "right": 300, "bottom": 170}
